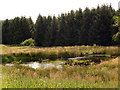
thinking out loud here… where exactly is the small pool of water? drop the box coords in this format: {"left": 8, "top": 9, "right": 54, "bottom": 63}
{"left": 5, "top": 61, "right": 65, "bottom": 69}
{"left": 21, "top": 62, "right": 64, "bottom": 69}
{"left": 5, "top": 54, "right": 115, "bottom": 69}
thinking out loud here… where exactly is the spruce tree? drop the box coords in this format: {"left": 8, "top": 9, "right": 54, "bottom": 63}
{"left": 35, "top": 14, "right": 45, "bottom": 46}
{"left": 75, "top": 8, "right": 83, "bottom": 45}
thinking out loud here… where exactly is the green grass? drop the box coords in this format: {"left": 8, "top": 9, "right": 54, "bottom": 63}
{"left": 2, "top": 76, "right": 117, "bottom": 88}
{"left": 2, "top": 57, "right": 118, "bottom": 88}
{"left": 0, "top": 65, "right": 2, "bottom": 89}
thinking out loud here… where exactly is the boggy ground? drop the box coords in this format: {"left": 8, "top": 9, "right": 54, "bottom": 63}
{"left": 1, "top": 45, "right": 119, "bottom": 88}
{"left": 2, "top": 57, "right": 118, "bottom": 88}
{"left": 1, "top": 44, "right": 120, "bottom": 64}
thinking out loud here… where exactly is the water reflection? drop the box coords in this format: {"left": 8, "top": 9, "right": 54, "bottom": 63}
{"left": 5, "top": 61, "right": 64, "bottom": 69}
{"left": 5, "top": 54, "right": 114, "bottom": 69}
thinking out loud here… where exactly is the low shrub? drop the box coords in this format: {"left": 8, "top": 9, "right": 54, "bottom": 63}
{"left": 20, "top": 38, "right": 35, "bottom": 46}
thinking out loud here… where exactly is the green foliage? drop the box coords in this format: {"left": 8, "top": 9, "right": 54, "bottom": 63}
{"left": 113, "top": 16, "right": 118, "bottom": 26}
{"left": 20, "top": 38, "right": 35, "bottom": 46}
{"left": 112, "top": 31, "right": 120, "bottom": 44}
{"left": 93, "top": 44, "right": 97, "bottom": 47}
{"left": 112, "top": 10, "right": 120, "bottom": 44}
{"left": 111, "top": 9, "right": 120, "bottom": 44}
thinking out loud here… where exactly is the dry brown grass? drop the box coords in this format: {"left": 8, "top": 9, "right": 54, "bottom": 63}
{"left": 1, "top": 44, "right": 119, "bottom": 56}
{"left": 48, "top": 57, "right": 118, "bottom": 83}
{"left": 97, "top": 57, "right": 118, "bottom": 67}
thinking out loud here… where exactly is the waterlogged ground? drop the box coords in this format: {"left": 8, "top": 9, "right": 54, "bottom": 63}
{"left": 2, "top": 57, "right": 118, "bottom": 88}
{"left": 1, "top": 45, "right": 119, "bottom": 88}
{"left": 4, "top": 55, "right": 115, "bottom": 69}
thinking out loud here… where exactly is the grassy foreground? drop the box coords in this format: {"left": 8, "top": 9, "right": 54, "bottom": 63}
{"left": 2, "top": 57, "right": 118, "bottom": 88}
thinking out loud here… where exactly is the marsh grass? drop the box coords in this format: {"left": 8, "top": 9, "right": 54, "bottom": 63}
{"left": 2, "top": 57, "right": 118, "bottom": 88}
{"left": 1, "top": 45, "right": 119, "bottom": 88}
{"left": 1, "top": 44, "right": 120, "bottom": 63}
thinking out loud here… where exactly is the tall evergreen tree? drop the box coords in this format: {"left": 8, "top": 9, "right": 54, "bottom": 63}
{"left": 35, "top": 14, "right": 46, "bottom": 46}
{"left": 96, "top": 5, "right": 115, "bottom": 45}
{"left": 42, "top": 15, "right": 52, "bottom": 46}
{"left": 28, "top": 17, "right": 35, "bottom": 39}
{"left": 2, "top": 19, "right": 11, "bottom": 44}
{"left": 80, "top": 7, "right": 91, "bottom": 45}
{"left": 19, "top": 17, "right": 31, "bottom": 43}
{"left": 75, "top": 8, "right": 83, "bottom": 45}
{"left": 67, "top": 10, "right": 79, "bottom": 46}
{"left": 50, "top": 16, "right": 58, "bottom": 46}
{"left": 88, "top": 8, "right": 98, "bottom": 45}
{"left": 57, "top": 14, "right": 68, "bottom": 46}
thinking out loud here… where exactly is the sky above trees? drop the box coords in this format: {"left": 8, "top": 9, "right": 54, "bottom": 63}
{"left": 0, "top": 0, "right": 119, "bottom": 22}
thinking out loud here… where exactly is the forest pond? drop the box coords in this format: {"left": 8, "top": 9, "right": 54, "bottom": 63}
{"left": 5, "top": 54, "right": 115, "bottom": 69}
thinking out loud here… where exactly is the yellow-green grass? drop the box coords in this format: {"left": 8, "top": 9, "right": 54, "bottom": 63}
{"left": 2, "top": 57, "right": 118, "bottom": 88}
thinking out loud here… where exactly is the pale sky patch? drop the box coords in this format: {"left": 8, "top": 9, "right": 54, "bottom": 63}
{"left": 0, "top": 0, "right": 119, "bottom": 22}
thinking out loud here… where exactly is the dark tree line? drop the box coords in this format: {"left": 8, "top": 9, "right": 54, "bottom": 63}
{"left": 2, "top": 5, "right": 118, "bottom": 46}
{"left": 2, "top": 17, "right": 34, "bottom": 44}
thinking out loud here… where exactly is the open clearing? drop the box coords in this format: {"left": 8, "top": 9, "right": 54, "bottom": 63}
{"left": 1, "top": 45, "right": 119, "bottom": 88}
